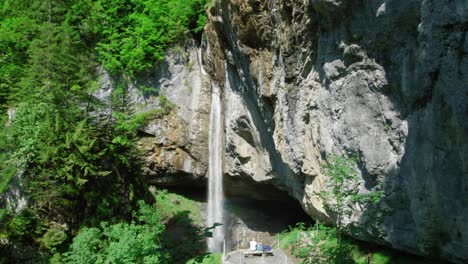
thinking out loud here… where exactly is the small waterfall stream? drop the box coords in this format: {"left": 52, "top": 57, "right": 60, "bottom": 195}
{"left": 207, "top": 81, "right": 224, "bottom": 252}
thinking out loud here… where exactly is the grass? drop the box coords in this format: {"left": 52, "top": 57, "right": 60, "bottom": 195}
{"left": 279, "top": 226, "right": 302, "bottom": 249}
{"left": 153, "top": 189, "right": 204, "bottom": 226}
{"left": 152, "top": 189, "right": 207, "bottom": 263}
{"left": 186, "top": 253, "right": 222, "bottom": 264}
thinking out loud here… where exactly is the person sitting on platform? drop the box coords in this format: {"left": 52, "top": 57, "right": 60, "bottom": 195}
{"left": 257, "top": 239, "right": 264, "bottom": 251}
{"left": 249, "top": 238, "right": 257, "bottom": 251}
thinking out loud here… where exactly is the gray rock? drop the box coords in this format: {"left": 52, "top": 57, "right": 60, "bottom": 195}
{"left": 142, "top": 45, "right": 212, "bottom": 185}
{"left": 94, "top": 41, "right": 212, "bottom": 186}
{"left": 376, "top": 2, "right": 386, "bottom": 17}
{"left": 199, "top": 0, "right": 468, "bottom": 262}
{"left": 323, "top": 59, "right": 346, "bottom": 80}
{"left": 0, "top": 171, "right": 27, "bottom": 213}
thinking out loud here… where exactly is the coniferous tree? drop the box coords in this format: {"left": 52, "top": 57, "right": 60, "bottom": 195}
{"left": 1, "top": 0, "right": 209, "bottom": 261}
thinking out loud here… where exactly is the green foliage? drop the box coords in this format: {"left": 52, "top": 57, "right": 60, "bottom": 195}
{"left": 154, "top": 189, "right": 203, "bottom": 225}
{"left": 319, "top": 155, "right": 361, "bottom": 251}
{"left": 154, "top": 189, "right": 208, "bottom": 262}
{"left": 6, "top": 209, "right": 45, "bottom": 241}
{"left": 0, "top": 158, "right": 15, "bottom": 194}
{"left": 0, "top": 1, "right": 106, "bottom": 234}
{"left": 62, "top": 227, "right": 103, "bottom": 264}
{"left": 280, "top": 222, "right": 359, "bottom": 264}
{"left": 319, "top": 155, "right": 385, "bottom": 249}
{"left": 352, "top": 190, "right": 385, "bottom": 205}
{"left": 91, "top": 0, "right": 208, "bottom": 76}
{"left": 0, "top": 209, "right": 10, "bottom": 242}
{"left": 186, "top": 253, "right": 222, "bottom": 264}
{"left": 0, "top": 2, "right": 37, "bottom": 110}
{"left": 62, "top": 194, "right": 210, "bottom": 264}
{"left": 281, "top": 222, "right": 435, "bottom": 264}
{"left": 0, "top": 115, "right": 15, "bottom": 194}
{"left": 8, "top": 102, "right": 58, "bottom": 164}
{"left": 109, "top": 93, "right": 174, "bottom": 171}
{"left": 162, "top": 212, "right": 208, "bottom": 263}
{"left": 63, "top": 201, "right": 170, "bottom": 264}
{"left": 49, "top": 253, "right": 63, "bottom": 264}
{"left": 4, "top": 102, "right": 123, "bottom": 227}
{"left": 306, "top": 223, "right": 355, "bottom": 264}
{"left": 372, "top": 252, "right": 391, "bottom": 264}
{"left": 40, "top": 227, "right": 67, "bottom": 252}
{"left": 0, "top": 0, "right": 207, "bottom": 261}
{"left": 320, "top": 155, "right": 360, "bottom": 219}
{"left": 279, "top": 222, "right": 305, "bottom": 249}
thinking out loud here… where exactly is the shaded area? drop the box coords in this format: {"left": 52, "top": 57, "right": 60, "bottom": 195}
{"left": 160, "top": 185, "right": 313, "bottom": 256}
{"left": 225, "top": 198, "right": 312, "bottom": 234}
{"left": 224, "top": 197, "right": 313, "bottom": 254}
{"left": 353, "top": 240, "right": 452, "bottom": 264}
{"left": 224, "top": 175, "right": 297, "bottom": 201}
{"left": 162, "top": 210, "right": 208, "bottom": 264}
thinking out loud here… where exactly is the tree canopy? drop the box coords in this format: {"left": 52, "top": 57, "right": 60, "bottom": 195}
{"left": 0, "top": 0, "right": 209, "bottom": 262}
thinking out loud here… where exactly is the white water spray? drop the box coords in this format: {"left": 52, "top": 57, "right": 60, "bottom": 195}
{"left": 207, "top": 82, "right": 224, "bottom": 252}
{"left": 197, "top": 47, "right": 207, "bottom": 76}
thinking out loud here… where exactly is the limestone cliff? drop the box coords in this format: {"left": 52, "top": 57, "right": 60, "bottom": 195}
{"left": 98, "top": 42, "right": 213, "bottom": 187}
{"left": 123, "top": 0, "right": 467, "bottom": 263}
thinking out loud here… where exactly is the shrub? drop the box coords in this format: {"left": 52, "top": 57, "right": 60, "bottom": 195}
{"left": 279, "top": 223, "right": 305, "bottom": 249}
{"left": 63, "top": 201, "right": 170, "bottom": 264}
{"left": 91, "top": 0, "right": 209, "bottom": 76}
{"left": 373, "top": 252, "right": 392, "bottom": 264}
{"left": 186, "top": 253, "right": 222, "bottom": 264}
{"left": 40, "top": 227, "right": 67, "bottom": 252}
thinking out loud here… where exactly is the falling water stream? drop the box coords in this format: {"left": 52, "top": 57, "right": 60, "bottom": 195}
{"left": 207, "top": 81, "right": 224, "bottom": 252}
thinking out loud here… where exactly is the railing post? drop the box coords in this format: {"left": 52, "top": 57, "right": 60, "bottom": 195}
{"left": 223, "top": 239, "right": 226, "bottom": 259}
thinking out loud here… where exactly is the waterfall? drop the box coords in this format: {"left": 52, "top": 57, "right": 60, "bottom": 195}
{"left": 207, "top": 82, "right": 224, "bottom": 252}
{"left": 197, "top": 47, "right": 207, "bottom": 76}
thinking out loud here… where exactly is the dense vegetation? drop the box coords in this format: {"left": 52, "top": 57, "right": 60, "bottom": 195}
{"left": 0, "top": 0, "right": 209, "bottom": 262}
{"left": 61, "top": 191, "right": 211, "bottom": 264}
{"left": 279, "top": 223, "right": 445, "bottom": 264}
{"left": 275, "top": 156, "right": 434, "bottom": 263}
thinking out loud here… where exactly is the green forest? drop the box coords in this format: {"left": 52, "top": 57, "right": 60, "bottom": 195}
{"left": 0, "top": 0, "right": 210, "bottom": 262}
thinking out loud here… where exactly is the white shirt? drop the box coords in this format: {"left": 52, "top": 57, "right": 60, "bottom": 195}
{"left": 249, "top": 240, "right": 257, "bottom": 250}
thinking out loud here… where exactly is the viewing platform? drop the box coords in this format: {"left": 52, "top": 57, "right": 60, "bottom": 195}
{"left": 223, "top": 249, "right": 295, "bottom": 264}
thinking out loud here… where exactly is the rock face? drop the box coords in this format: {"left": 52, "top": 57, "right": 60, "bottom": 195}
{"left": 115, "top": 1, "right": 466, "bottom": 262}
{"left": 96, "top": 41, "right": 213, "bottom": 187}
{"left": 200, "top": 0, "right": 466, "bottom": 263}
{"left": 135, "top": 45, "right": 213, "bottom": 187}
